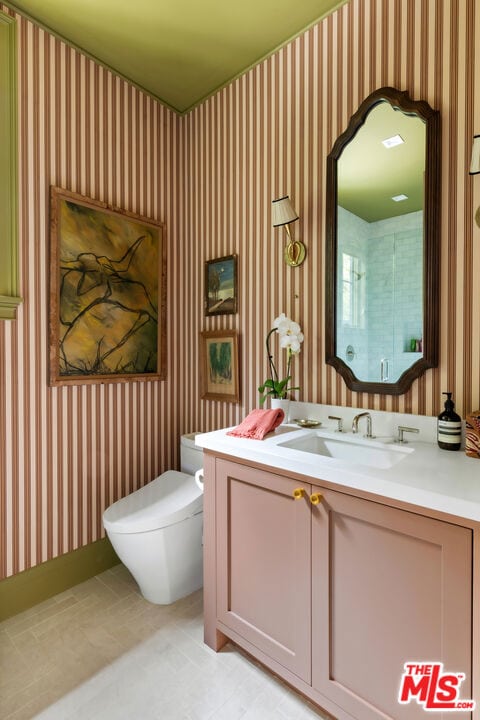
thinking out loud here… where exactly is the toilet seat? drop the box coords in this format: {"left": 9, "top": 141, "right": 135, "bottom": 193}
{"left": 103, "top": 471, "right": 203, "bottom": 534}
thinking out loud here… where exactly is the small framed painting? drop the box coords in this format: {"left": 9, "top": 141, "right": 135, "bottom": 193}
{"left": 49, "top": 187, "right": 166, "bottom": 386}
{"left": 204, "top": 254, "right": 237, "bottom": 316}
{"left": 200, "top": 330, "right": 240, "bottom": 403}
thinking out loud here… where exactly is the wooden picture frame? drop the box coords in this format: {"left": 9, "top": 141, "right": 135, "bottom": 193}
{"left": 49, "top": 187, "right": 167, "bottom": 386}
{"left": 200, "top": 330, "right": 240, "bottom": 403}
{"left": 204, "top": 254, "right": 237, "bottom": 316}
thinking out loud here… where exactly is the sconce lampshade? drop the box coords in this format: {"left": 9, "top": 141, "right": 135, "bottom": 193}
{"left": 272, "top": 196, "right": 299, "bottom": 227}
{"left": 470, "top": 135, "right": 480, "bottom": 174}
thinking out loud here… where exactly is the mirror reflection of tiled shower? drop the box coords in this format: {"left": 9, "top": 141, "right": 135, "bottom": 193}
{"left": 337, "top": 207, "right": 423, "bottom": 383}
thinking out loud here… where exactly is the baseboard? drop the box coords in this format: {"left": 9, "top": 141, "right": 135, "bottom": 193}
{"left": 0, "top": 537, "right": 120, "bottom": 622}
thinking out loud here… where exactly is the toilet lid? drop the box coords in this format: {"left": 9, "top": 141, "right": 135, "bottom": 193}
{"left": 102, "top": 470, "right": 203, "bottom": 534}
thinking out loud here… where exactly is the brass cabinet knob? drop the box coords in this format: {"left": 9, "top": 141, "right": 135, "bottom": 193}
{"left": 292, "top": 487, "right": 305, "bottom": 500}
{"left": 310, "top": 492, "right": 323, "bottom": 505}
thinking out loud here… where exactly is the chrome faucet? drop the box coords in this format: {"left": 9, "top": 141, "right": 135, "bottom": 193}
{"left": 328, "top": 415, "right": 344, "bottom": 432}
{"left": 395, "top": 426, "right": 419, "bottom": 444}
{"left": 352, "top": 412, "right": 375, "bottom": 438}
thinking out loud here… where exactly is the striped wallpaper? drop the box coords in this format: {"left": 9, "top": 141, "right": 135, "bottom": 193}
{"left": 0, "top": 4, "right": 182, "bottom": 579}
{"left": 185, "top": 0, "right": 480, "bottom": 432}
{"left": 1, "top": 0, "right": 480, "bottom": 579}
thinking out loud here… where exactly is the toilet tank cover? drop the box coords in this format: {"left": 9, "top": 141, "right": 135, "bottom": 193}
{"left": 102, "top": 471, "right": 203, "bottom": 534}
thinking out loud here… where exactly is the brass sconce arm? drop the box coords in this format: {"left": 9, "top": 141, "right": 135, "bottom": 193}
{"left": 284, "top": 222, "right": 306, "bottom": 267}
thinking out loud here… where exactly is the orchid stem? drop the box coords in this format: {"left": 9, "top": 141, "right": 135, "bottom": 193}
{"left": 286, "top": 349, "right": 292, "bottom": 388}
{"left": 266, "top": 328, "right": 278, "bottom": 386}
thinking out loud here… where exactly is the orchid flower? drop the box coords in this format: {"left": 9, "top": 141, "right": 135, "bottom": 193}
{"left": 258, "top": 313, "right": 304, "bottom": 406}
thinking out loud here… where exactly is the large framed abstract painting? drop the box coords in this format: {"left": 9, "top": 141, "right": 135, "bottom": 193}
{"left": 200, "top": 330, "right": 240, "bottom": 403}
{"left": 49, "top": 187, "right": 166, "bottom": 386}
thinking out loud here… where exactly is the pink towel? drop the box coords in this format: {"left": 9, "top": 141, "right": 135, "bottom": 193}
{"left": 226, "top": 408, "right": 285, "bottom": 440}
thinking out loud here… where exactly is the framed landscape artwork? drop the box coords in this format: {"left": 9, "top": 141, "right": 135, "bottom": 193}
{"left": 200, "top": 330, "right": 240, "bottom": 403}
{"left": 49, "top": 187, "right": 166, "bottom": 386}
{"left": 204, "top": 254, "right": 237, "bottom": 316}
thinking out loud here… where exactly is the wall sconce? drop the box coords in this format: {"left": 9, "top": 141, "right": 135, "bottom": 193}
{"left": 470, "top": 135, "right": 480, "bottom": 174}
{"left": 272, "top": 196, "right": 306, "bottom": 267}
{"left": 470, "top": 135, "right": 480, "bottom": 227}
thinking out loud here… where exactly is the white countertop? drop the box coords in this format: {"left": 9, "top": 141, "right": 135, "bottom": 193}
{"left": 196, "top": 422, "right": 480, "bottom": 523}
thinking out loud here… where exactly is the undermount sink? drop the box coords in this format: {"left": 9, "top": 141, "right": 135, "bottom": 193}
{"left": 278, "top": 430, "right": 413, "bottom": 470}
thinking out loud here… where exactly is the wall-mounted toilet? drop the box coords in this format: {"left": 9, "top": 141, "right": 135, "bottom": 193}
{"left": 103, "top": 433, "right": 203, "bottom": 605}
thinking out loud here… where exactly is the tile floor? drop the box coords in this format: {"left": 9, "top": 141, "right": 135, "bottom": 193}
{"left": 0, "top": 565, "right": 329, "bottom": 720}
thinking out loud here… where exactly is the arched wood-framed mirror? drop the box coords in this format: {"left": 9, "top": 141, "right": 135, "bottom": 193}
{"left": 325, "top": 87, "right": 440, "bottom": 395}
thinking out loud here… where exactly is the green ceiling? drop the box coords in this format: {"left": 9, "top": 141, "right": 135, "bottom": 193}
{"left": 6, "top": 0, "right": 348, "bottom": 113}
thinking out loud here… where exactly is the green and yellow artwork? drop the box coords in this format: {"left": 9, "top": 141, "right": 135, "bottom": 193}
{"left": 208, "top": 341, "right": 232, "bottom": 384}
{"left": 200, "top": 330, "right": 239, "bottom": 403}
{"left": 50, "top": 188, "right": 165, "bottom": 385}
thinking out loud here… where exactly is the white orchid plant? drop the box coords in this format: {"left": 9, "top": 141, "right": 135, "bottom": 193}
{"left": 258, "top": 313, "right": 304, "bottom": 406}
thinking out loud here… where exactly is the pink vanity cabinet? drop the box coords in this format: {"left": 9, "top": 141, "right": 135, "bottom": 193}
{"left": 203, "top": 452, "right": 475, "bottom": 720}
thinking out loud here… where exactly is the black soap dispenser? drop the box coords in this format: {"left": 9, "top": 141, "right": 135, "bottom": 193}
{"left": 437, "top": 392, "right": 462, "bottom": 451}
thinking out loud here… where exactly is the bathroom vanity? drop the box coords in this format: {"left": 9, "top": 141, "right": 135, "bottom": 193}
{"left": 197, "top": 410, "right": 480, "bottom": 720}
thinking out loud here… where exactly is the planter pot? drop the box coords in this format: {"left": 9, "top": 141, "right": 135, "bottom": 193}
{"left": 270, "top": 398, "right": 290, "bottom": 424}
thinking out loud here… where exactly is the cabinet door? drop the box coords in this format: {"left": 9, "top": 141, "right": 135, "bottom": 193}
{"left": 216, "top": 459, "right": 312, "bottom": 682}
{"left": 312, "top": 488, "right": 472, "bottom": 720}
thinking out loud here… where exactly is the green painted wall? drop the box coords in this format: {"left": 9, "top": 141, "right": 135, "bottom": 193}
{"left": 0, "top": 538, "right": 120, "bottom": 621}
{"left": 0, "top": 10, "right": 21, "bottom": 319}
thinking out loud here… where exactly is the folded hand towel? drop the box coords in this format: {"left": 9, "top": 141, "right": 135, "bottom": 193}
{"left": 226, "top": 408, "right": 285, "bottom": 440}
